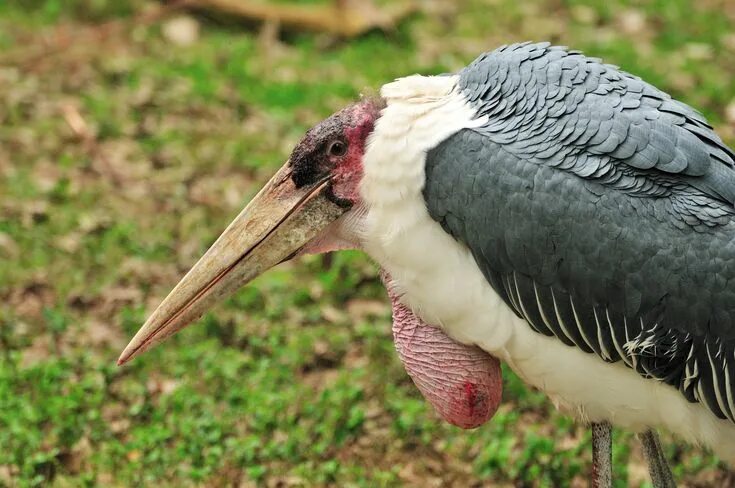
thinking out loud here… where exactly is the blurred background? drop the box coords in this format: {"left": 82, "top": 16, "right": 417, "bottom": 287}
{"left": 1, "top": 0, "right": 734, "bottom": 486}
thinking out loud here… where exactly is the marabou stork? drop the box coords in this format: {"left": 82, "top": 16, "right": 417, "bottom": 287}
{"left": 119, "top": 42, "right": 735, "bottom": 487}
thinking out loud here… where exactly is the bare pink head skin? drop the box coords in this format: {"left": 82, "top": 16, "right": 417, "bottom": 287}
{"left": 289, "top": 99, "right": 383, "bottom": 208}
{"left": 296, "top": 100, "right": 503, "bottom": 428}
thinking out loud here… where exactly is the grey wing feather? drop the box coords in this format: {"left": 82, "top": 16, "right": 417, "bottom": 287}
{"left": 459, "top": 43, "right": 735, "bottom": 204}
{"left": 423, "top": 43, "right": 735, "bottom": 423}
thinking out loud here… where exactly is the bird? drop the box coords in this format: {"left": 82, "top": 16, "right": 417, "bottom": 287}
{"left": 118, "top": 42, "right": 735, "bottom": 487}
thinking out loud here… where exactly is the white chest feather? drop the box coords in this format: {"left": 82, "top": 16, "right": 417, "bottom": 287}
{"left": 359, "top": 74, "right": 735, "bottom": 462}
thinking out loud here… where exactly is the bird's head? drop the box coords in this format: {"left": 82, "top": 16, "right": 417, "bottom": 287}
{"left": 291, "top": 98, "right": 382, "bottom": 206}
{"left": 117, "top": 98, "right": 383, "bottom": 365}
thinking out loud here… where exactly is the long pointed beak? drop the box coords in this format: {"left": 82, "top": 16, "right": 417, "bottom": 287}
{"left": 117, "top": 163, "right": 349, "bottom": 365}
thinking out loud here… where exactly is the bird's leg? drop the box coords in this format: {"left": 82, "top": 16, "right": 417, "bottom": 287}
{"left": 591, "top": 422, "right": 613, "bottom": 488}
{"left": 638, "top": 430, "right": 676, "bottom": 488}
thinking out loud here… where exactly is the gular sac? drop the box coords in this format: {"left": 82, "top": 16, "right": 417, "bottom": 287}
{"left": 385, "top": 275, "right": 503, "bottom": 429}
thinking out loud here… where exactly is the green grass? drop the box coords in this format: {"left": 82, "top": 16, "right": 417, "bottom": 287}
{"left": 1, "top": 0, "right": 734, "bottom": 486}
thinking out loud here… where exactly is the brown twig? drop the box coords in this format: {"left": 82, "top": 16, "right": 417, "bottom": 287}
{"left": 0, "top": 0, "right": 418, "bottom": 69}
{"left": 187, "top": 0, "right": 417, "bottom": 38}
{"left": 61, "top": 103, "right": 93, "bottom": 142}
{"left": 60, "top": 102, "right": 120, "bottom": 184}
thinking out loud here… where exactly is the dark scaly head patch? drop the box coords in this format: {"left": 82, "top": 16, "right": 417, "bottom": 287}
{"left": 289, "top": 97, "right": 385, "bottom": 206}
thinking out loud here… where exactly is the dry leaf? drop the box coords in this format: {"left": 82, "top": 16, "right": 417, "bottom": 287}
{"left": 617, "top": 9, "right": 646, "bottom": 35}
{"left": 346, "top": 298, "right": 387, "bottom": 321}
{"left": 162, "top": 16, "right": 200, "bottom": 46}
{"left": 0, "top": 232, "right": 19, "bottom": 258}
{"left": 725, "top": 101, "right": 735, "bottom": 125}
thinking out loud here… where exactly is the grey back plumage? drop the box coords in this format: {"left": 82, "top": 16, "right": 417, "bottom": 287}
{"left": 423, "top": 42, "right": 735, "bottom": 422}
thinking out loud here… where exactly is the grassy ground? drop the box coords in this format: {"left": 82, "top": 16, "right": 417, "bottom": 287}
{"left": 1, "top": 0, "right": 734, "bottom": 486}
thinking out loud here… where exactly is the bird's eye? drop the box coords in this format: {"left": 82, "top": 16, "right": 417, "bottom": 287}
{"left": 328, "top": 140, "right": 347, "bottom": 157}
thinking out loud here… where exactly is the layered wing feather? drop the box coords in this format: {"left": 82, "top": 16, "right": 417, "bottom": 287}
{"left": 423, "top": 43, "right": 735, "bottom": 421}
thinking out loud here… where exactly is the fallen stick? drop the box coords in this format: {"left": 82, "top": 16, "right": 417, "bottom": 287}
{"left": 188, "top": 0, "right": 417, "bottom": 38}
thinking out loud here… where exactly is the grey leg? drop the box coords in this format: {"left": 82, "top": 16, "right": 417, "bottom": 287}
{"left": 639, "top": 430, "right": 676, "bottom": 488}
{"left": 592, "top": 422, "right": 613, "bottom": 488}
